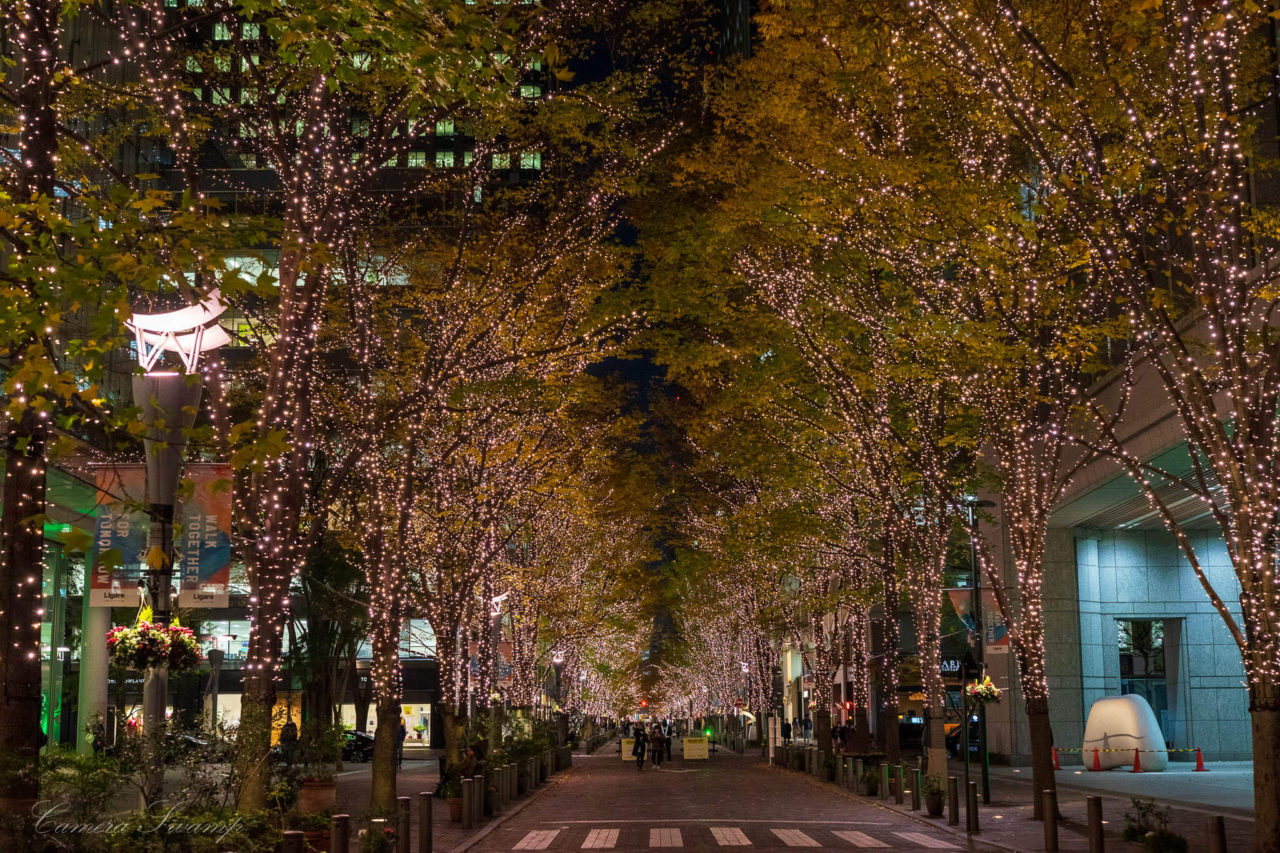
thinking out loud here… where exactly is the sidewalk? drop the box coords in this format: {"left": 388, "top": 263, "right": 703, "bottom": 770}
{"left": 335, "top": 743, "right": 599, "bottom": 852}
{"left": 993, "top": 761, "right": 1253, "bottom": 816}
{"left": 767, "top": 751, "right": 1254, "bottom": 852}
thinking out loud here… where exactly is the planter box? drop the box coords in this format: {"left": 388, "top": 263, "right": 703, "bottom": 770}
{"left": 297, "top": 778, "right": 337, "bottom": 813}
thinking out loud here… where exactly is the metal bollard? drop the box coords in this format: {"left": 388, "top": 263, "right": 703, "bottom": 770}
{"left": 367, "top": 819, "right": 389, "bottom": 853}
{"left": 947, "top": 777, "right": 959, "bottom": 826}
{"left": 397, "top": 797, "right": 412, "bottom": 853}
{"left": 1086, "top": 796, "right": 1103, "bottom": 853}
{"left": 418, "top": 793, "right": 433, "bottom": 853}
{"left": 1206, "top": 815, "right": 1227, "bottom": 853}
{"left": 910, "top": 769, "right": 921, "bottom": 811}
{"left": 473, "top": 776, "right": 483, "bottom": 824}
{"left": 881, "top": 764, "right": 890, "bottom": 801}
{"left": 855, "top": 759, "right": 864, "bottom": 794}
{"left": 1043, "top": 790, "right": 1058, "bottom": 852}
{"left": 895, "top": 764, "right": 905, "bottom": 805}
{"left": 967, "top": 781, "right": 980, "bottom": 833}
{"left": 332, "top": 813, "right": 351, "bottom": 853}
{"left": 283, "top": 830, "right": 304, "bottom": 853}
{"left": 461, "top": 778, "right": 474, "bottom": 830}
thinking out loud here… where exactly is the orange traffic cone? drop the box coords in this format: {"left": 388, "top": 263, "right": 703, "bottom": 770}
{"left": 1091, "top": 747, "right": 1102, "bottom": 771}
{"left": 1130, "top": 748, "right": 1143, "bottom": 773}
{"left": 1194, "top": 747, "right": 1209, "bottom": 772}
{"left": 1053, "top": 746, "right": 1061, "bottom": 770}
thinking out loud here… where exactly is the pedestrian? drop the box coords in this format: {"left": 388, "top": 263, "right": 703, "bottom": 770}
{"left": 279, "top": 718, "right": 298, "bottom": 766}
{"left": 803, "top": 717, "right": 812, "bottom": 742}
{"left": 781, "top": 718, "right": 792, "bottom": 744}
{"left": 396, "top": 718, "right": 408, "bottom": 769}
{"left": 650, "top": 725, "right": 665, "bottom": 769}
{"left": 632, "top": 726, "right": 648, "bottom": 770}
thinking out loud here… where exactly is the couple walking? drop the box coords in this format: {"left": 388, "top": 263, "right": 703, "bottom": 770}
{"left": 631, "top": 722, "right": 671, "bottom": 770}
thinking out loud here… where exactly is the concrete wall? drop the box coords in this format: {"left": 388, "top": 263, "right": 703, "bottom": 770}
{"left": 1063, "top": 529, "right": 1250, "bottom": 762}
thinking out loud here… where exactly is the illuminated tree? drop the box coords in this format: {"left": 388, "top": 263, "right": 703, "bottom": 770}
{"left": 0, "top": 1, "right": 249, "bottom": 818}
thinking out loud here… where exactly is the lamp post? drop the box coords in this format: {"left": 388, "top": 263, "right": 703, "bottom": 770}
{"left": 126, "top": 290, "right": 228, "bottom": 797}
{"left": 551, "top": 650, "right": 566, "bottom": 746}
{"left": 965, "top": 498, "right": 995, "bottom": 805}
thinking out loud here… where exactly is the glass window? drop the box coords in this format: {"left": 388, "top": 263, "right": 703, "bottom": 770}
{"left": 473, "top": 186, "right": 483, "bottom": 202}
{"left": 240, "top": 153, "right": 257, "bottom": 168}
{"left": 352, "top": 52, "right": 371, "bottom": 71}
{"left": 240, "top": 88, "right": 257, "bottom": 105}
{"left": 212, "top": 87, "right": 232, "bottom": 105}
{"left": 352, "top": 118, "right": 369, "bottom": 137}
{"left": 213, "top": 22, "right": 232, "bottom": 41}
{"left": 185, "top": 57, "right": 202, "bottom": 73}
{"left": 492, "top": 153, "right": 510, "bottom": 169}
{"left": 434, "top": 150, "right": 454, "bottom": 168}
{"left": 383, "top": 157, "right": 399, "bottom": 168}
{"left": 213, "top": 55, "right": 231, "bottom": 72}
{"left": 463, "top": 151, "right": 474, "bottom": 166}
{"left": 520, "top": 84, "right": 541, "bottom": 99}
{"left": 520, "top": 151, "right": 541, "bottom": 170}
{"left": 241, "top": 22, "right": 260, "bottom": 40}
{"left": 242, "top": 54, "right": 260, "bottom": 70}
{"left": 435, "top": 118, "right": 455, "bottom": 137}
{"left": 407, "top": 151, "right": 427, "bottom": 168}
{"left": 1118, "top": 620, "right": 1164, "bottom": 678}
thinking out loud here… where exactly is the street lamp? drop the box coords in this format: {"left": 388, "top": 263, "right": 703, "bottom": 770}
{"left": 964, "top": 497, "right": 996, "bottom": 806}
{"left": 126, "top": 289, "right": 228, "bottom": 747}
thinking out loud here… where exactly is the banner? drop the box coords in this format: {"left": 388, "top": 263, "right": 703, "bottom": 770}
{"left": 178, "top": 463, "right": 232, "bottom": 607}
{"left": 946, "top": 588, "right": 1010, "bottom": 654}
{"left": 89, "top": 466, "right": 147, "bottom": 607}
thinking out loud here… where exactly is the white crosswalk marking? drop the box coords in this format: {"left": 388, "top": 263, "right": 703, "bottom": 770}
{"left": 891, "top": 832, "right": 957, "bottom": 849}
{"left": 582, "top": 829, "right": 619, "bottom": 849}
{"left": 770, "top": 829, "right": 820, "bottom": 847}
{"left": 514, "top": 830, "right": 561, "bottom": 850}
{"left": 649, "top": 828, "right": 683, "bottom": 847}
{"left": 710, "top": 827, "right": 751, "bottom": 846}
{"left": 831, "top": 831, "right": 888, "bottom": 848}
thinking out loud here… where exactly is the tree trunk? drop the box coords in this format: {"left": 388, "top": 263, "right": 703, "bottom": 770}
{"left": 235, "top": 672, "right": 277, "bottom": 811}
{"left": 1025, "top": 695, "right": 1056, "bottom": 821}
{"left": 1251, "top": 690, "right": 1280, "bottom": 853}
{"left": 443, "top": 707, "right": 467, "bottom": 773}
{"left": 924, "top": 704, "right": 946, "bottom": 784}
{"left": 814, "top": 708, "right": 832, "bottom": 755}
{"left": 852, "top": 706, "right": 871, "bottom": 753}
{"left": 369, "top": 694, "right": 401, "bottom": 816}
{"left": 0, "top": 414, "right": 48, "bottom": 815}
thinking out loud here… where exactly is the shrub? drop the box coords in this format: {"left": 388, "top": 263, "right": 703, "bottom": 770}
{"left": 104, "top": 808, "right": 280, "bottom": 853}
{"left": 1123, "top": 799, "right": 1188, "bottom": 853}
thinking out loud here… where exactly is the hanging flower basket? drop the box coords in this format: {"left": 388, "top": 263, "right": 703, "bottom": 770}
{"left": 964, "top": 676, "right": 1001, "bottom": 705}
{"left": 106, "top": 622, "right": 203, "bottom": 671}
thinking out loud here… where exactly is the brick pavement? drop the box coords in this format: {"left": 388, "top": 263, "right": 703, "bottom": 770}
{"left": 460, "top": 743, "right": 1004, "bottom": 852}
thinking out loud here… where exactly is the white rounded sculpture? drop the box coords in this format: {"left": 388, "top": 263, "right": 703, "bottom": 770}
{"left": 1082, "top": 694, "right": 1168, "bottom": 771}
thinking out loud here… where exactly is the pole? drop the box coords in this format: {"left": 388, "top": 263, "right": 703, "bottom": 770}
{"left": 1086, "top": 796, "right": 1104, "bottom": 853}
{"left": 969, "top": 500, "right": 991, "bottom": 804}
{"left": 332, "top": 814, "right": 350, "bottom": 853}
{"left": 418, "top": 793, "right": 432, "bottom": 853}
{"left": 1043, "top": 790, "right": 1058, "bottom": 851}
{"left": 397, "top": 796, "right": 411, "bottom": 853}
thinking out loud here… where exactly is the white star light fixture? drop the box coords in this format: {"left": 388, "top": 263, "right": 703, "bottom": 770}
{"left": 126, "top": 288, "right": 231, "bottom": 373}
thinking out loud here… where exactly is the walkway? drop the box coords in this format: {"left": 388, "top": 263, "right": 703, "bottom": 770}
{"left": 463, "top": 744, "right": 1001, "bottom": 852}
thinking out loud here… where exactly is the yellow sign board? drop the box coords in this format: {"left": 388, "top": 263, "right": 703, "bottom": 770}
{"left": 683, "top": 737, "right": 709, "bottom": 760}
{"left": 621, "top": 738, "right": 636, "bottom": 761}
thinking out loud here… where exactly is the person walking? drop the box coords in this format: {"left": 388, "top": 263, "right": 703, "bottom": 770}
{"left": 632, "top": 726, "right": 648, "bottom": 770}
{"left": 396, "top": 718, "right": 408, "bottom": 769}
{"left": 650, "top": 724, "right": 666, "bottom": 769}
{"left": 781, "top": 718, "right": 792, "bottom": 744}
